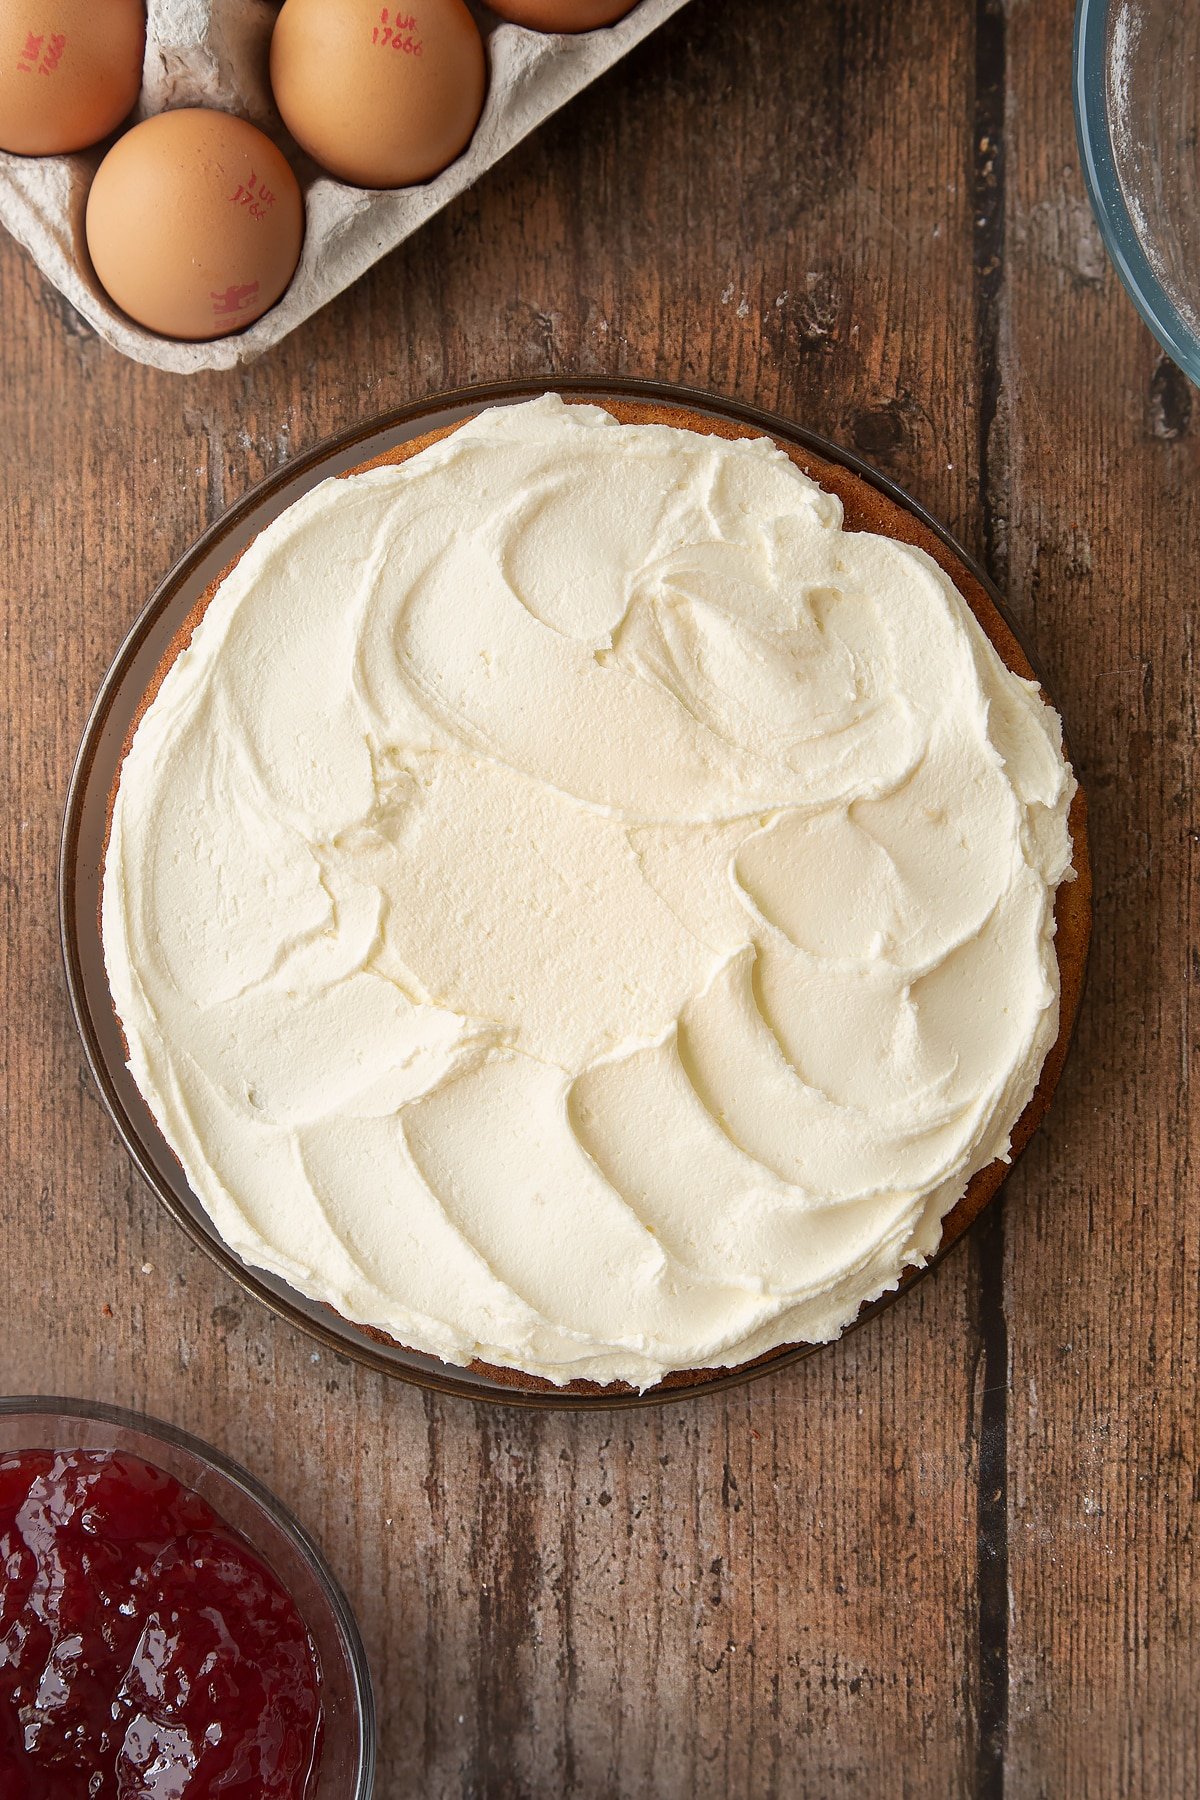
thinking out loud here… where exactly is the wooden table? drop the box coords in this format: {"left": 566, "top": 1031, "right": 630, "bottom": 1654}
{"left": 2, "top": 1, "right": 1197, "bottom": 1793}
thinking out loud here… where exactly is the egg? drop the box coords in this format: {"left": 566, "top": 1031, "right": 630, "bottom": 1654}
{"left": 486, "top": 0, "right": 638, "bottom": 28}
{"left": 0, "top": 0, "right": 144, "bottom": 155}
{"left": 85, "top": 109, "right": 304, "bottom": 341}
{"left": 270, "top": 0, "right": 486, "bottom": 189}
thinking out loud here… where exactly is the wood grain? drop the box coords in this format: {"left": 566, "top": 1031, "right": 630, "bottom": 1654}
{"left": 0, "top": 0, "right": 1192, "bottom": 1794}
{"left": 998, "top": 5, "right": 1200, "bottom": 1799}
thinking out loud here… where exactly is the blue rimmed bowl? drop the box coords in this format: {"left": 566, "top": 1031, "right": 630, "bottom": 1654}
{"left": 1075, "top": 0, "right": 1200, "bottom": 383}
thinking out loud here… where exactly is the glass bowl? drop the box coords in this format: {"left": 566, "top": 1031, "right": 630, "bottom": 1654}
{"left": 0, "top": 1396, "right": 375, "bottom": 1799}
{"left": 1075, "top": 0, "right": 1200, "bottom": 382}
{"left": 59, "top": 377, "right": 1090, "bottom": 1409}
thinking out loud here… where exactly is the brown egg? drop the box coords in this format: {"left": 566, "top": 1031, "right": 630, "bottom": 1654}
{"left": 0, "top": 0, "right": 144, "bottom": 155}
{"left": 270, "top": 0, "right": 486, "bottom": 189}
{"left": 487, "top": 0, "right": 637, "bottom": 28}
{"left": 85, "top": 109, "right": 304, "bottom": 341}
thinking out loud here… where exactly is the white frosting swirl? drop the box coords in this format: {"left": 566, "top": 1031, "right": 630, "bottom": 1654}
{"left": 103, "top": 396, "right": 1075, "bottom": 1388}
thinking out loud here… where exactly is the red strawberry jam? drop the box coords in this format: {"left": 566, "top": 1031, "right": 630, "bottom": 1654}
{"left": 0, "top": 1448, "right": 323, "bottom": 1798}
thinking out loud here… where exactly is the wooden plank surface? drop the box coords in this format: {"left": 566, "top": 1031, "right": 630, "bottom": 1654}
{"left": 0, "top": 1, "right": 1195, "bottom": 1794}
{"left": 999, "top": 6, "right": 1200, "bottom": 1799}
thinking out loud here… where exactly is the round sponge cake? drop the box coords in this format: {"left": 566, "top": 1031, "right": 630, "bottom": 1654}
{"left": 104, "top": 395, "right": 1091, "bottom": 1397}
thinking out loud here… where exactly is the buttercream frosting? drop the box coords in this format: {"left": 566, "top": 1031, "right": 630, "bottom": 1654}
{"left": 103, "top": 395, "right": 1076, "bottom": 1388}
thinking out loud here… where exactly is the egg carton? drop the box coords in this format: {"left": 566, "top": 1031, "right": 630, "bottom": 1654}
{"left": 0, "top": 0, "right": 689, "bottom": 372}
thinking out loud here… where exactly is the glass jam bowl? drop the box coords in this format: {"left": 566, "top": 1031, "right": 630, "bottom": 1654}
{"left": 0, "top": 1396, "right": 375, "bottom": 1798}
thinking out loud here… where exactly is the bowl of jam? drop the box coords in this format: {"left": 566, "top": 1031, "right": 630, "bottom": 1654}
{"left": 0, "top": 1397, "right": 374, "bottom": 1799}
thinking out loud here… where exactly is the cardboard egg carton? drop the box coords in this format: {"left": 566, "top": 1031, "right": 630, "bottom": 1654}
{"left": 0, "top": 0, "right": 689, "bottom": 372}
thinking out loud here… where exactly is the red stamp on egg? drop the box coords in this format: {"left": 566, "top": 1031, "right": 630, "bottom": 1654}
{"left": 372, "top": 7, "right": 423, "bottom": 54}
{"left": 212, "top": 280, "right": 260, "bottom": 320}
{"left": 17, "top": 30, "right": 66, "bottom": 75}
{"left": 228, "top": 170, "right": 277, "bottom": 222}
